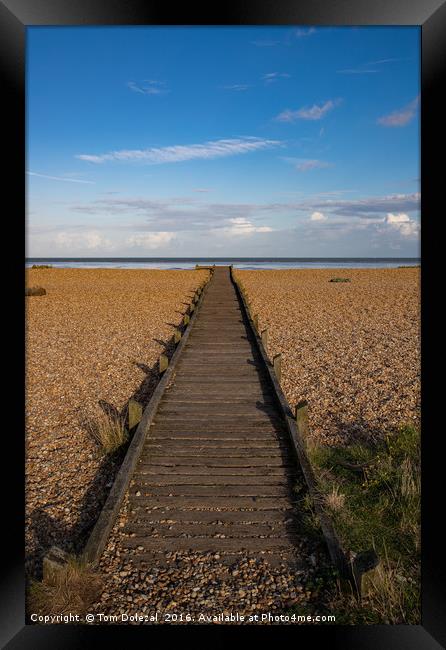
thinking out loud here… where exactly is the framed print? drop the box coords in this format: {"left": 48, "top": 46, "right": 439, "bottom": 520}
{"left": 1, "top": 0, "right": 444, "bottom": 647}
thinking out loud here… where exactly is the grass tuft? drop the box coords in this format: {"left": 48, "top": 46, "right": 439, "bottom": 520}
{"left": 87, "top": 412, "right": 129, "bottom": 455}
{"left": 28, "top": 556, "right": 103, "bottom": 619}
{"left": 31, "top": 264, "right": 53, "bottom": 269}
{"left": 329, "top": 278, "right": 351, "bottom": 283}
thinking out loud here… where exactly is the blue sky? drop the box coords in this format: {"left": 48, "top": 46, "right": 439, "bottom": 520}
{"left": 27, "top": 26, "right": 420, "bottom": 257}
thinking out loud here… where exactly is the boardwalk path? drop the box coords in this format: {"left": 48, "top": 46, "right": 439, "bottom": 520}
{"left": 122, "top": 266, "right": 305, "bottom": 567}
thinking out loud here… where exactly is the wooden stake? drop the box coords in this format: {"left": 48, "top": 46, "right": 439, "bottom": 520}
{"left": 273, "top": 353, "right": 282, "bottom": 383}
{"left": 128, "top": 398, "right": 143, "bottom": 430}
{"left": 253, "top": 314, "right": 259, "bottom": 331}
{"left": 295, "top": 400, "right": 309, "bottom": 442}
{"left": 159, "top": 354, "right": 168, "bottom": 373}
{"left": 261, "top": 328, "right": 268, "bottom": 351}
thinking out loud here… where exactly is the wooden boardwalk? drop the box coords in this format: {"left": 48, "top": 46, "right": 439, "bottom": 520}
{"left": 122, "top": 266, "right": 305, "bottom": 567}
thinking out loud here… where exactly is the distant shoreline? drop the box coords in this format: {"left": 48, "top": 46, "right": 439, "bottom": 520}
{"left": 26, "top": 257, "right": 420, "bottom": 270}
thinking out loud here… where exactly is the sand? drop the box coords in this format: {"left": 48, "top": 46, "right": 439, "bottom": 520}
{"left": 234, "top": 267, "right": 420, "bottom": 446}
{"left": 25, "top": 268, "right": 208, "bottom": 578}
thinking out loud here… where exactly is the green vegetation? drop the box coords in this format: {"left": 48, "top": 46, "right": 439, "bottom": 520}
{"left": 25, "top": 286, "right": 46, "bottom": 296}
{"left": 306, "top": 425, "right": 420, "bottom": 624}
{"left": 329, "top": 278, "right": 351, "bottom": 283}
{"left": 31, "top": 264, "right": 53, "bottom": 269}
{"left": 87, "top": 412, "right": 129, "bottom": 455}
{"left": 28, "top": 556, "right": 103, "bottom": 618}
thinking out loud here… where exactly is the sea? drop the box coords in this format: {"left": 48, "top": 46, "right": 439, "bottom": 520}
{"left": 25, "top": 257, "right": 421, "bottom": 270}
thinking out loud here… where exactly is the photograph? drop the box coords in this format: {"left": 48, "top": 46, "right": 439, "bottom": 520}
{"left": 23, "top": 24, "right": 422, "bottom": 628}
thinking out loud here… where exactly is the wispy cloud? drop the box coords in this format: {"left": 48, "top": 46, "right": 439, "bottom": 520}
{"left": 276, "top": 99, "right": 341, "bottom": 122}
{"left": 262, "top": 72, "right": 291, "bottom": 84}
{"left": 337, "top": 57, "right": 410, "bottom": 75}
{"left": 223, "top": 84, "right": 250, "bottom": 91}
{"left": 294, "top": 159, "right": 332, "bottom": 172}
{"left": 337, "top": 68, "right": 378, "bottom": 75}
{"left": 192, "top": 188, "right": 213, "bottom": 193}
{"left": 292, "top": 27, "right": 316, "bottom": 38}
{"left": 27, "top": 171, "right": 95, "bottom": 184}
{"left": 127, "top": 80, "right": 168, "bottom": 95}
{"left": 76, "top": 137, "right": 282, "bottom": 164}
{"left": 377, "top": 96, "right": 419, "bottom": 127}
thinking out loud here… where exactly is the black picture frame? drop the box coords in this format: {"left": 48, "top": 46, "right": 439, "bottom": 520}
{"left": 2, "top": 0, "right": 444, "bottom": 647}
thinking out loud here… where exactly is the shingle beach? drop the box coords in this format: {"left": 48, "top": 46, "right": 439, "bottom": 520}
{"left": 25, "top": 268, "right": 208, "bottom": 578}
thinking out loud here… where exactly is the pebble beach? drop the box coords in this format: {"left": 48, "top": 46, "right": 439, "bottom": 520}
{"left": 25, "top": 265, "right": 420, "bottom": 622}
{"left": 234, "top": 267, "right": 420, "bottom": 446}
{"left": 25, "top": 268, "right": 208, "bottom": 579}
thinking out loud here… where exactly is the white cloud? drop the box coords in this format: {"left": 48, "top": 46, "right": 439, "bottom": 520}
{"left": 221, "top": 218, "right": 274, "bottom": 237}
{"left": 76, "top": 137, "right": 281, "bottom": 164}
{"left": 127, "top": 232, "right": 176, "bottom": 248}
{"left": 27, "top": 171, "right": 95, "bottom": 184}
{"left": 377, "top": 96, "right": 419, "bottom": 127}
{"left": 310, "top": 211, "right": 327, "bottom": 221}
{"left": 276, "top": 99, "right": 341, "bottom": 122}
{"left": 384, "top": 212, "right": 420, "bottom": 237}
{"left": 54, "top": 230, "right": 113, "bottom": 250}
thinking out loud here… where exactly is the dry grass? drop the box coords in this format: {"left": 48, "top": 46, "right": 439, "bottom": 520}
{"left": 325, "top": 485, "right": 346, "bottom": 512}
{"left": 28, "top": 556, "right": 103, "bottom": 618}
{"left": 87, "top": 412, "right": 128, "bottom": 455}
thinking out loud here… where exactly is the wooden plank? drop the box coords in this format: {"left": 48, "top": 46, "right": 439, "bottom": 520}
{"left": 129, "top": 485, "right": 291, "bottom": 497}
{"left": 141, "top": 450, "right": 287, "bottom": 458}
{"left": 128, "top": 496, "right": 293, "bottom": 509}
{"left": 132, "top": 475, "right": 290, "bottom": 486}
{"left": 144, "top": 441, "right": 286, "bottom": 450}
{"left": 135, "top": 465, "right": 293, "bottom": 476}
{"left": 137, "top": 456, "right": 292, "bottom": 467}
{"left": 123, "top": 536, "right": 295, "bottom": 552}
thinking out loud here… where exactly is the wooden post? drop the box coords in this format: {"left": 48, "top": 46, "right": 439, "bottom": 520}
{"left": 273, "top": 353, "right": 282, "bottom": 383}
{"left": 295, "top": 400, "right": 309, "bottom": 444}
{"left": 174, "top": 328, "right": 181, "bottom": 344}
{"left": 42, "top": 546, "right": 69, "bottom": 581}
{"left": 128, "top": 398, "right": 143, "bottom": 430}
{"left": 253, "top": 314, "right": 259, "bottom": 331}
{"left": 159, "top": 354, "right": 168, "bottom": 373}
{"left": 261, "top": 328, "right": 268, "bottom": 352}
{"left": 183, "top": 314, "right": 190, "bottom": 326}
